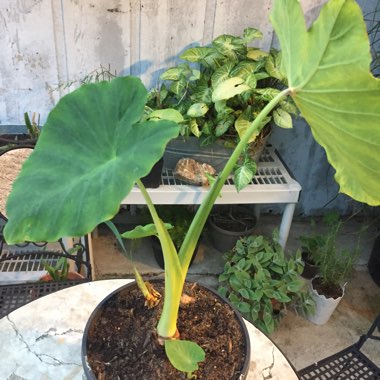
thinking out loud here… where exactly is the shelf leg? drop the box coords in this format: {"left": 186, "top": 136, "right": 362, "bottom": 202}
{"left": 278, "top": 203, "right": 296, "bottom": 248}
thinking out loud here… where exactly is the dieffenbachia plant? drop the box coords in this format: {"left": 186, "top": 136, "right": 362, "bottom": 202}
{"left": 4, "top": 0, "right": 380, "bottom": 374}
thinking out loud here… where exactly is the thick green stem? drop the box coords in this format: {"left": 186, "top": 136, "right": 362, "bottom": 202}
{"left": 136, "top": 179, "right": 183, "bottom": 338}
{"left": 178, "top": 89, "right": 290, "bottom": 274}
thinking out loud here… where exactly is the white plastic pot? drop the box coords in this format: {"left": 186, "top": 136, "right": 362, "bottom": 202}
{"left": 307, "top": 280, "right": 345, "bottom": 325}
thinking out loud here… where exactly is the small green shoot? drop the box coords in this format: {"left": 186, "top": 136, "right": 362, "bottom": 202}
{"left": 164, "top": 339, "right": 205, "bottom": 375}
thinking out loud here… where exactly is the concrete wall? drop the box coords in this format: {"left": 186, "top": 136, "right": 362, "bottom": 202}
{"left": 0, "top": 0, "right": 378, "bottom": 216}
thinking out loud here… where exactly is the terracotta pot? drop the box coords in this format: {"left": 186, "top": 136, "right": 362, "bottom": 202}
{"left": 82, "top": 280, "right": 251, "bottom": 379}
{"left": 39, "top": 271, "right": 85, "bottom": 282}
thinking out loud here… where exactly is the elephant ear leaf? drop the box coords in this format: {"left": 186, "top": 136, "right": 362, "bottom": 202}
{"left": 4, "top": 77, "right": 180, "bottom": 244}
{"left": 271, "top": 0, "right": 380, "bottom": 206}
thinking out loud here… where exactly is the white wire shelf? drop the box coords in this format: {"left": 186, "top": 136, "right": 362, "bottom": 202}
{"left": 122, "top": 147, "right": 301, "bottom": 205}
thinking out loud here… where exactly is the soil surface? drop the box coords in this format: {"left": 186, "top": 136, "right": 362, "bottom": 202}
{"left": 312, "top": 277, "right": 343, "bottom": 299}
{"left": 85, "top": 282, "right": 248, "bottom": 380}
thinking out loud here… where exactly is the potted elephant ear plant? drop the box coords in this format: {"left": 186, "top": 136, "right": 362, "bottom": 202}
{"left": 4, "top": 0, "right": 380, "bottom": 378}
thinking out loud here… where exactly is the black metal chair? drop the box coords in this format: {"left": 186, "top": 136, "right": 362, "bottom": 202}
{"left": 0, "top": 145, "right": 92, "bottom": 318}
{"left": 298, "top": 315, "right": 380, "bottom": 379}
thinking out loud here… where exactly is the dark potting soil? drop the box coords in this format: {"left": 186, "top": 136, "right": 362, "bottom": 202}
{"left": 85, "top": 282, "right": 247, "bottom": 380}
{"left": 312, "top": 277, "right": 343, "bottom": 299}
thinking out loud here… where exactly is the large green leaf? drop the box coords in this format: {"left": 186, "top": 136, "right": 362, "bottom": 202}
{"left": 271, "top": 0, "right": 380, "bottom": 206}
{"left": 4, "top": 77, "right": 180, "bottom": 243}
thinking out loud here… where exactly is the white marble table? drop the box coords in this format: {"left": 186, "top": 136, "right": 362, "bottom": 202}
{"left": 0, "top": 279, "right": 298, "bottom": 380}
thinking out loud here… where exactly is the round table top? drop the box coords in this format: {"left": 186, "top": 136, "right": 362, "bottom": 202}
{"left": 0, "top": 279, "right": 298, "bottom": 380}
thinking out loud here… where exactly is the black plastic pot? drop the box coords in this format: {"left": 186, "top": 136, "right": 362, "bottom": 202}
{"left": 301, "top": 251, "right": 319, "bottom": 280}
{"left": 141, "top": 158, "right": 163, "bottom": 188}
{"left": 208, "top": 207, "right": 257, "bottom": 252}
{"left": 368, "top": 235, "right": 380, "bottom": 286}
{"left": 82, "top": 280, "right": 251, "bottom": 379}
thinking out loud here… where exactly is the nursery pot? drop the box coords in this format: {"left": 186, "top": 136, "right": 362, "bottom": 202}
{"left": 163, "top": 131, "right": 269, "bottom": 173}
{"left": 82, "top": 280, "right": 251, "bottom": 380}
{"left": 307, "top": 277, "right": 345, "bottom": 325}
{"left": 140, "top": 157, "right": 163, "bottom": 188}
{"left": 301, "top": 251, "right": 319, "bottom": 280}
{"left": 208, "top": 207, "right": 257, "bottom": 252}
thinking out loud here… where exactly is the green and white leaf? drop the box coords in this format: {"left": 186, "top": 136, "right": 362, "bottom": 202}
{"left": 255, "top": 88, "right": 281, "bottom": 101}
{"left": 161, "top": 67, "right": 186, "bottom": 81}
{"left": 279, "top": 99, "right": 298, "bottom": 115}
{"left": 247, "top": 48, "right": 269, "bottom": 61}
{"left": 244, "top": 73, "right": 257, "bottom": 89}
{"left": 235, "top": 114, "right": 268, "bottom": 144}
{"left": 211, "top": 62, "right": 235, "bottom": 88}
{"left": 231, "top": 61, "right": 259, "bottom": 79}
{"left": 212, "top": 77, "right": 251, "bottom": 102}
{"left": 234, "top": 162, "right": 256, "bottom": 192}
{"left": 265, "top": 51, "right": 286, "bottom": 81}
{"left": 215, "top": 100, "right": 234, "bottom": 115}
{"left": 212, "top": 34, "right": 245, "bottom": 60}
{"left": 191, "top": 85, "right": 212, "bottom": 104}
{"left": 180, "top": 47, "right": 215, "bottom": 63}
{"left": 189, "top": 118, "right": 201, "bottom": 137}
{"left": 273, "top": 109, "right": 292, "bottom": 129}
{"left": 242, "top": 27, "right": 263, "bottom": 44}
{"left": 170, "top": 78, "right": 187, "bottom": 96}
{"left": 271, "top": 0, "right": 380, "bottom": 205}
{"left": 149, "top": 108, "right": 185, "bottom": 123}
{"left": 215, "top": 114, "right": 234, "bottom": 137}
{"left": 189, "top": 69, "right": 201, "bottom": 81}
{"left": 187, "top": 103, "right": 209, "bottom": 117}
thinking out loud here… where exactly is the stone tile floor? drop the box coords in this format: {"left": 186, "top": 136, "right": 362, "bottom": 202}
{"left": 91, "top": 213, "right": 380, "bottom": 372}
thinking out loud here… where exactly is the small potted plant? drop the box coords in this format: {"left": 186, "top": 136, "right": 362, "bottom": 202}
{"left": 218, "top": 232, "right": 315, "bottom": 334}
{"left": 0, "top": 112, "right": 40, "bottom": 153}
{"left": 305, "top": 212, "right": 361, "bottom": 325}
{"left": 40, "top": 256, "right": 85, "bottom": 282}
{"left": 3, "top": 0, "right": 380, "bottom": 378}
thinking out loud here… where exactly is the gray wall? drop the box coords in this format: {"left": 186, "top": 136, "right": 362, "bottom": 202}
{"left": 0, "top": 0, "right": 378, "bottom": 216}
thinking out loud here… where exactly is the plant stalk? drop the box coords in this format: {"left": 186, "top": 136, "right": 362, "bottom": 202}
{"left": 136, "top": 179, "right": 184, "bottom": 338}
{"left": 178, "top": 88, "right": 290, "bottom": 274}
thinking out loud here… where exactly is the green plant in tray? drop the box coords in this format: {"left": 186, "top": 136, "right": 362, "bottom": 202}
{"left": 146, "top": 27, "right": 297, "bottom": 189}
{"left": 4, "top": 0, "right": 380, "bottom": 375}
